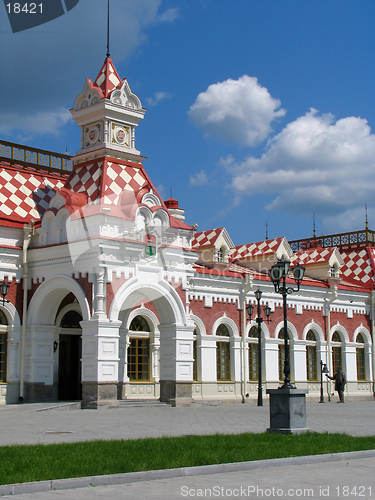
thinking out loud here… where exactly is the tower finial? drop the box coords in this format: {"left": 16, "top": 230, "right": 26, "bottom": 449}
{"left": 365, "top": 203, "right": 369, "bottom": 230}
{"left": 265, "top": 220, "right": 268, "bottom": 240}
{"left": 106, "top": 0, "right": 110, "bottom": 57}
{"left": 312, "top": 212, "right": 316, "bottom": 238}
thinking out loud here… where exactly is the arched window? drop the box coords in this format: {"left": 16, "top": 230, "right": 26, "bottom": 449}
{"left": 332, "top": 331, "right": 342, "bottom": 374}
{"left": 128, "top": 316, "right": 150, "bottom": 381}
{"left": 216, "top": 324, "right": 230, "bottom": 381}
{"left": 356, "top": 333, "right": 366, "bottom": 381}
{"left": 60, "top": 310, "right": 82, "bottom": 328}
{"left": 0, "top": 310, "right": 8, "bottom": 383}
{"left": 248, "top": 326, "right": 258, "bottom": 381}
{"left": 217, "top": 247, "right": 226, "bottom": 263}
{"left": 278, "top": 328, "right": 291, "bottom": 382}
{"left": 306, "top": 330, "right": 317, "bottom": 381}
{"left": 217, "top": 324, "right": 230, "bottom": 337}
{"left": 129, "top": 316, "right": 150, "bottom": 332}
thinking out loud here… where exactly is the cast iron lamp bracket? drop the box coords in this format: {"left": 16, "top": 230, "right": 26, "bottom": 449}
{"left": 0, "top": 281, "right": 10, "bottom": 306}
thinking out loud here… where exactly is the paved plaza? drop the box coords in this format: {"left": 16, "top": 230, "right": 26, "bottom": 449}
{"left": 0, "top": 399, "right": 375, "bottom": 499}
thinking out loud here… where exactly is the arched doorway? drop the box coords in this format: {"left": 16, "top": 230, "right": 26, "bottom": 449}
{"left": 110, "top": 279, "right": 194, "bottom": 404}
{"left": 58, "top": 310, "right": 82, "bottom": 400}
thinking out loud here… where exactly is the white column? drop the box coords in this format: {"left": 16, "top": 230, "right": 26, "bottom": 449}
{"left": 344, "top": 343, "right": 357, "bottom": 382}
{"left": 7, "top": 326, "right": 21, "bottom": 382}
{"left": 25, "top": 325, "right": 56, "bottom": 390}
{"left": 293, "top": 340, "right": 307, "bottom": 383}
{"left": 264, "top": 338, "right": 279, "bottom": 385}
{"left": 232, "top": 336, "right": 242, "bottom": 382}
{"left": 158, "top": 321, "right": 195, "bottom": 403}
{"left": 80, "top": 318, "right": 121, "bottom": 408}
{"left": 94, "top": 267, "right": 106, "bottom": 317}
{"left": 199, "top": 335, "right": 217, "bottom": 382}
{"left": 151, "top": 340, "right": 160, "bottom": 382}
{"left": 158, "top": 322, "right": 194, "bottom": 382}
{"left": 131, "top": 127, "right": 135, "bottom": 149}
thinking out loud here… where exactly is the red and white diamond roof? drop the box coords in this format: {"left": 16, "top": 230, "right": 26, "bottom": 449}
{"left": 192, "top": 228, "right": 225, "bottom": 248}
{"left": 230, "top": 237, "right": 286, "bottom": 261}
{"left": 64, "top": 158, "right": 147, "bottom": 208}
{"left": 67, "top": 161, "right": 102, "bottom": 203}
{"left": 292, "top": 246, "right": 336, "bottom": 265}
{"left": 62, "top": 155, "right": 192, "bottom": 229}
{"left": 104, "top": 161, "right": 146, "bottom": 205}
{"left": 0, "top": 163, "right": 64, "bottom": 226}
{"left": 340, "top": 248, "right": 375, "bottom": 286}
{"left": 93, "top": 57, "right": 122, "bottom": 99}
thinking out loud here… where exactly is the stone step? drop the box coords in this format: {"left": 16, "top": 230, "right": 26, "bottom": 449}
{"left": 119, "top": 399, "right": 167, "bottom": 408}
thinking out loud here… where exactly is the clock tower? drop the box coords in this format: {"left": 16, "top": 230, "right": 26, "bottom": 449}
{"left": 70, "top": 56, "right": 146, "bottom": 164}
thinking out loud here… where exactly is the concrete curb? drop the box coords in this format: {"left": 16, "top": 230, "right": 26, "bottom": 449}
{"left": 1, "top": 449, "right": 375, "bottom": 496}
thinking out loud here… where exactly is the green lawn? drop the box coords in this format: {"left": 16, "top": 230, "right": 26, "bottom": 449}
{"left": 1, "top": 432, "right": 375, "bottom": 486}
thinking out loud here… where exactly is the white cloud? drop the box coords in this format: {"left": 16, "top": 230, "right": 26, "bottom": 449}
{"left": 154, "top": 8, "right": 180, "bottom": 23}
{"left": 321, "top": 207, "right": 368, "bottom": 235}
{"left": 188, "top": 75, "right": 286, "bottom": 146}
{"left": 0, "top": 0, "right": 163, "bottom": 135}
{"left": 227, "top": 109, "right": 375, "bottom": 221}
{"left": 190, "top": 170, "right": 208, "bottom": 186}
{"left": 0, "top": 108, "right": 71, "bottom": 136}
{"left": 146, "top": 91, "right": 172, "bottom": 107}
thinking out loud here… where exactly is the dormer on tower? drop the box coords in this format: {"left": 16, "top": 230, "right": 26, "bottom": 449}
{"left": 71, "top": 57, "right": 146, "bottom": 164}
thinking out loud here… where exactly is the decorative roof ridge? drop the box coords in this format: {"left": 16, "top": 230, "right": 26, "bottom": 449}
{"left": 233, "top": 236, "right": 284, "bottom": 250}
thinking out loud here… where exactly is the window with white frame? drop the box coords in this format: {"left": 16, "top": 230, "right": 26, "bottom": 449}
{"left": 216, "top": 324, "right": 230, "bottom": 381}
{"left": 356, "top": 333, "right": 366, "bottom": 381}
{"left": 248, "top": 326, "right": 258, "bottom": 381}
{"left": 128, "top": 316, "right": 151, "bottom": 381}
{"left": 331, "top": 331, "right": 342, "bottom": 374}
{"left": 306, "top": 330, "right": 317, "bottom": 381}
{"left": 0, "top": 310, "right": 8, "bottom": 383}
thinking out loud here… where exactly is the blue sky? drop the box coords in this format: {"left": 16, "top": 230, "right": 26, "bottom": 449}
{"left": 1, "top": 0, "right": 375, "bottom": 245}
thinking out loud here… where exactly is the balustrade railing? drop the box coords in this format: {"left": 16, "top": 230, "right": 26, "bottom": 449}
{"left": 0, "top": 139, "right": 72, "bottom": 176}
{"left": 290, "top": 229, "right": 375, "bottom": 251}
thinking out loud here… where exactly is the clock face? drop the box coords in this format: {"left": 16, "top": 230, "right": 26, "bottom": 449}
{"left": 113, "top": 126, "right": 129, "bottom": 146}
{"left": 87, "top": 126, "right": 99, "bottom": 145}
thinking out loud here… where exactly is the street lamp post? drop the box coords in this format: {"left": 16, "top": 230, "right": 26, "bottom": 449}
{"left": 269, "top": 257, "right": 305, "bottom": 389}
{"left": 266, "top": 257, "right": 308, "bottom": 434}
{"left": 319, "top": 360, "right": 329, "bottom": 403}
{"left": 246, "top": 288, "right": 272, "bottom": 407}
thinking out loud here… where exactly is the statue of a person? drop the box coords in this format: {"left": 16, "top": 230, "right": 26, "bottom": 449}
{"left": 326, "top": 367, "right": 346, "bottom": 403}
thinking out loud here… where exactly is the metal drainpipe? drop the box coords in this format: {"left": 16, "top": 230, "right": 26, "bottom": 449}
{"left": 19, "top": 223, "right": 33, "bottom": 402}
{"left": 241, "top": 274, "right": 253, "bottom": 403}
{"left": 370, "top": 290, "right": 375, "bottom": 398}
{"left": 326, "top": 284, "right": 338, "bottom": 399}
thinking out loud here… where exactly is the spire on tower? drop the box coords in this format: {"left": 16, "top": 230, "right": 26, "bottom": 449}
{"left": 107, "top": 0, "right": 110, "bottom": 57}
{"left": 312, "top": 212, "right": 316, "bottom": 238}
